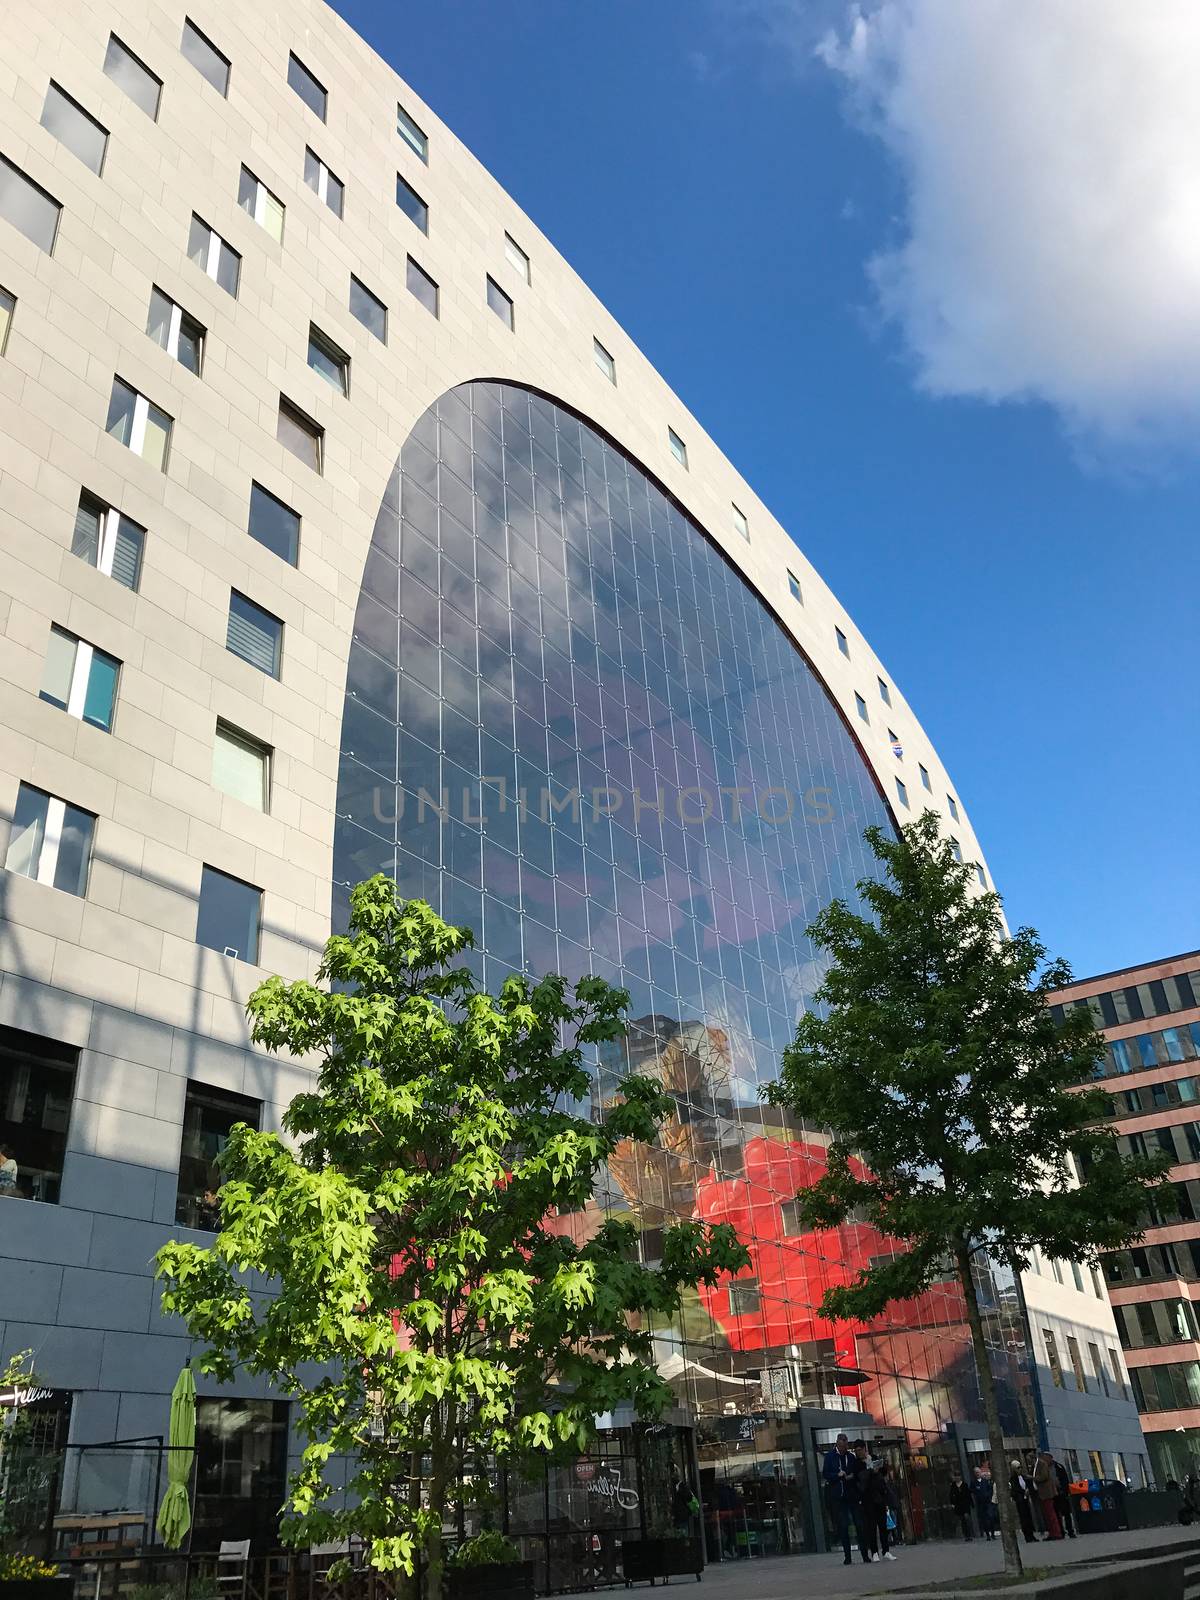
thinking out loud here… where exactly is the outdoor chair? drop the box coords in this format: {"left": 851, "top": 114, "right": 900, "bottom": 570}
{"left": 217, "top": 1538, "right": 251, "bottom": 1600}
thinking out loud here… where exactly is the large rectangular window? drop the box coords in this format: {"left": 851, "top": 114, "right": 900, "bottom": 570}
{"left": 181, "top": 19, "right": 230, "bottom": 96}
{"left": 248, "top": 482, "right": 300, "bottom": 565}
{"left": 105, "top": 377, "right": 172, "bottom": 471}
{"left": 406, "top": 257, "right": 438, "bottom": 317}
{"left": 72, "top": 492, "right": 144, "bottom": 590}
{"left": 147, "top": 287, "right": 205, "bottom": 375}
{"left": 288, "top": 53, "right": 327, "bottom": 120}
{"left": 41, "top": 84, "right": 108, "bottom": 176}
{"left": 0, "top": 156, "right": 61, "bottom": 253}
{"left": 277, "top": 396, "right": 323, "bottom": 472}
{"left": 349, "top": 275, "right": 386, "bottom": 342}
{"left": 103, "top": 35, "right": 162, "bottom": 119}
{"left": 188, "top": 215, "right": 240, "bottom": 296}
{"left": 194, "top": 1399, "right": 288, "bottom": 1549}
{"left": 40, "top": 625, "right": 120, "bottom": 731}
{"left": 213, "top": 722, "right": 271, "bottom": 812}
{"left": 0, "top": 1026, "right": 77, "bottom": 1204}
{"left": 5, "top": 783, "right": 95, "bottom": 900}
{"left": 175, "top": 1080, "right": 261, "bottom": 1229}
{"left": 304, "top": 148, "right": 343, "bottom": 217}
{"left": 237, "top": 166, "right": 284, "bottom": 243}
{"left": 395, "top": 173, "right": 428, "bottom": 233}
{"left": 196, "top": 865, "right": 261, "bottom": 963}
{"left": 1043, "top": 1327, "right": 1065, "bottom": 1388}
{"left": 226, "top": 590, "right": 283, "bottom": 678}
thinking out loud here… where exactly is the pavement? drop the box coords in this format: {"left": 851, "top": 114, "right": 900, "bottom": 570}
{"left": 606, "top": 1524, "right": 1200, "bottom": 1599}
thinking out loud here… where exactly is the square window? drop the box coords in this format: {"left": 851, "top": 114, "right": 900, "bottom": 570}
{"left": 277, "top": 396, "right": 323, "bottom": 472}
{"left": 188, "top": 215, "right": 240, "bottom": 296}
{"left": 487, "top": 276, "right": 514, "bottom": 329}
{"left": 287, "top": 53, "right": 327, "bottom": 120}
{"left": 181, "top": 19, "right": 230, "bottom": 96}
{"left": 213, "top": 722, "right": 271, "bottom": 811}
{"left": 919, "top": 762, "right": 931, "bottom": 791}
{"left": 594, "top": 338, "right": 616, "bottom": 384}
{"left": 238, "top": 167, "right": 285, "bottom": 243}
{"left": 854, "top": 692, "right": 869, "bottom": 724}
{"left": 0, "top": 1025, "right": 78, "bottom": 1203}
{"left": 0, "top": 156, "right": 62, "bottom": 254}
{"left": 105, "top": 377, "right": 172, "bottom": 470}
{"left": 835, "top": 626, "right": 849, "bottom": 657}
{"left": 227, "top": 589, "right": 283, "bottom": 678}
{"left": 349, "top": 275, "right": 386, "bottom": 342}
{"left": 304, "top": 148, "right": 343, "bottom": 217}
{"left": 948, "top": 794, "right": 960, "bottom": 821}
{"left": 5, "top": 783, "right": 95, "bottom": 899}
{"left": 397, "top": 104, "right": 428, "bottom": 161}
{"left": 0, "top": 287, "right": 12, "bottom": 354}
{"left": 248, "top": 481, "right": 300, "bottom": 565}
{"left": 787, "top": 570, "right": 802, "bottom": 603}
{"left": 668, "top": 428, "right": 688, "bottom": 468}
{"left": 878, "top": 676, "right": 891, "bottom": 705}
{"left": 406, "top": 256, "right": 438, "bottom": 316}
{"left": 727, "top": 1279, "right": 760, "bottom": 1317}
{"left": 41, "top": 83, "right": 108, "bottom": 176}
{"left": 505, "top": 233, "right": 530, "bottom": 284}
{"left": 896, "top": 777, "right": 909, "bottom": 809}
{"left": 146, "top": 287, "right": 204, "bottom": 375}
{"left": 72, "top": 491, "right": 143, "bottom": 590}
{"left": 732, "top": 504, "right": 750, "bottom": 542}
{"left": 196, "top": 864, "right": 261, "bottom": 963}
{"left": 40, "top": 624, "right": 120, "bottom": 731}
{"left": 307, "top": 325, "right": 349, "bottom": 395}
{"left": 175, "top": 1080, "right": 261, "bottom": 1228}
{"left": 104, "top": 35, "right": 162, "bottom": 119}
{"left": 396, "top": 173, "right": 428, "bottom": 233}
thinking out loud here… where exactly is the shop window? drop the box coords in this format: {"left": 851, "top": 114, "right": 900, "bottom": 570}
{"left": 194, "top": 1398, "right": 288, "bottom": 1548}
{"left": 0, "top": 1025, "right": 77, "bottom": 1203}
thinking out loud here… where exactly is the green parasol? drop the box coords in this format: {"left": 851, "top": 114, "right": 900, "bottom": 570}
{"left": 156, "top": 1363, "right": 196, "bottom": 1548}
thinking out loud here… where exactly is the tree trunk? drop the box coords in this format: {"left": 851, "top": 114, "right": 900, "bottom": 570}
{"left": 426, "top": 1408, "right": 455, "bottom": 1600}
{"left": 955, "top": 1241, "right": 1023, "bottom": 1578}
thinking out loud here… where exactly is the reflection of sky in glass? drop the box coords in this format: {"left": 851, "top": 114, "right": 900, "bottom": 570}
{"left": 334, "top": 383, "right": 1034, "bottom": 1446}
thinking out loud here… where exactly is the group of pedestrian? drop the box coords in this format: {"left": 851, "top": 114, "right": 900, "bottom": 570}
{"left": 1008, "top": 1450, "right": 1077, "bottom": 1543}
{"left": 950, "top": 1468, "right": 998, "bottom": 1540}
{"left": 822, "top": 1433, "right": 901, "bottom": 1565}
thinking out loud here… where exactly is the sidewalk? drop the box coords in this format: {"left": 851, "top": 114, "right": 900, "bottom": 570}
{"left": 597, "top": 1524, "right": 1200, "bottom": 1599}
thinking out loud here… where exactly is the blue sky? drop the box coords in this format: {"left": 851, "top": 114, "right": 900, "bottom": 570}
{"left": 337, "top": 0, "right": 1198, "bottom": 981}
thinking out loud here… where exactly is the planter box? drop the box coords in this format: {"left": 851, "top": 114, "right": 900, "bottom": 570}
{"left": 445, "top": 1560, "right": 534, "bottom": 1600}
{"left": 621, "top": 1536, "right": 703, "bottom": 1585}
{"left": 0, "top": 1581, "right": 74, "bottom": 1600}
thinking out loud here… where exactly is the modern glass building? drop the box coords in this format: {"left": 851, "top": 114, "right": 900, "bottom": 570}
{"left": 0, "top": 0, "right": 1144, "bottom": 1573}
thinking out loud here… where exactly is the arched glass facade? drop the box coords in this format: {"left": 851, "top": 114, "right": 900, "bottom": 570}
{"left": 334, "top": 382, "right": 1034, "bottom": 1555}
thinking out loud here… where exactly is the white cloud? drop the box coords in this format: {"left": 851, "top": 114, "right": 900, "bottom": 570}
{"left": 818, "top": 0, "right": 1200, "bottom": 450}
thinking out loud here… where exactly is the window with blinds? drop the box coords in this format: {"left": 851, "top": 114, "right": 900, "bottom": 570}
{"left": 213, "top": 722, "right": 270, "bottom": 811}
{"left": 226, "top": 590, "right": 282, "bottom": 678}
{"left": 72, "top": 491, "right": 144, "bottom": 590}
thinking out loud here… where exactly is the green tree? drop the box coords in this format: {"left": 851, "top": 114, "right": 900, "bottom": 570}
{"left": 764, "top": 812, "right": 1170, "bottom": 1578}
{"left": 156, "top": 878, "right": 747, "bottom": 1600}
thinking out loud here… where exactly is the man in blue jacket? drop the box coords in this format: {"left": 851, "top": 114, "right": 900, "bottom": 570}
{"left": 823, "top": 1433, "right": 867, "bottom": 1564}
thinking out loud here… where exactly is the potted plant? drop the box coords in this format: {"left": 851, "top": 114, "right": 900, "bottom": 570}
{"left": 0, "top": 1554, "right": 71, "bottom": 1600}
{"left": 444, "top": 1532, "right": 533, "bottom": 1600}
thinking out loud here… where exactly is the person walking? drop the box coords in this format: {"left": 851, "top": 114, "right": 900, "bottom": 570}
{"left": 822, "top": 1433, "right": 867, "bottom": 1565}
{"left": 971, "top": 1467, "right": 997, "bottom": 1541}
{"left": 950, "top": 1473, "right": 975, "bottom": 1541}
{"left": 1034, "top": 1450, "right": 1063, "bottom": 1539}
{"left": 867, "top": 1459, "right": 899, "bottom": 1562}
{"left": 1009, "top": 1459, "right": 1037, "bottom": 1543}
{"left": 1052, "top": 1455, "right": 1076, "bottom": 1539}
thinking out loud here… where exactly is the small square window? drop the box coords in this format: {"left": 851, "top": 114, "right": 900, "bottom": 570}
{"left": 248, "top": 481, "right": 300, "bottom": 565}
{"left": 304, "top": 148, "right": 343, "bottom": 217}
{"left": 505, "top": 233, "right": 530, "bottom": 284}
{"left": 213, "top": 722, "right": 271, "bottom": 811}
{"left": 196, "top": 864, "right": 261, "bottom": 963}
{"left": 732, "top": 505, "right": 750, "bottom": 542}
{"left": 5, "top": 783, "right": 95, "bottom": 898}
{"left": 188, "top": 215, "right": 240, "bottom": 296}
{"left": 787, "top": 570, "right": 802, "bottom": 603}
{"left": 146, "top": 287, "right": 205, "bottom": 375}
{"left": 975, "top": 863, "right": 987, "bottom": 890}
{"left": 41, "top": 83, "right": 109, "bottom": 176}
{"left": 594, "top": 338, "right": 616, "bottom": 384}
{"left": 487, "top": 276, "right": 514, "bottom": 330}
{"left": 854, "top": 692, "right": 868, "bottom": 723}
{"left": 835, "top": 626, "right": 849, "bottom": 657}
{"left": 40, "top": 624, "right": 120, "bottom": 732}
{"left": 72, "top": 490, "right": 143, "bottom": 590}
{"left": 227, "top": 589, "right": 283, "bottom": 678}
{"left": 406, "top": 256, "right": 438, "bottom": 317}
{"left": 181, "top": 19, "right": 230, "bottom": 97}
{"left": 104, "top": 35, "right": 162, "bottom": 119}
{"left": 668, "top": 428, "right": 688, "bottom": 468}
{"left": 396, "top": 173, "right": 428, "bottom": 233}
{"left": 349, "top": 275, "right": 386, "bottom": 342}
{"left": 0, "top": 157, "right": 61, "bottom": 255}
{"left": 287, "top": 53, "right": 327, "bottom": 120}
{"left": 307, "top": 325, "right": 349, "bottom": 396}
{"left": 948, "top": 795, "right": 960, "bottom": 821}
{"left": 919, "top": 762, "right": 931, "bottom": 791}
{"left": 878, "top": 676, "right": 891, "bottom": 706}
{"left": 0, "top": 287, "right": 12, "bottom": 355}
{"left": 896, "top": 778, "right": 909, "bottom": 809}
{"left": 238, "top": 166, "right": 285, "bottom": 244}
{"left": 397, "top": 104, "right": 428, "bottom": 162}
{"left": 105, "top": 377, "right": 172, "bottom": 471}
{"left": 277, "top": 396, "right": 323, "bottom": 473}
